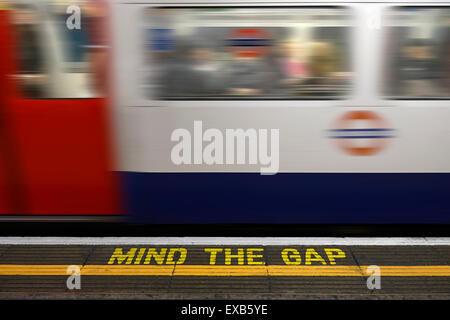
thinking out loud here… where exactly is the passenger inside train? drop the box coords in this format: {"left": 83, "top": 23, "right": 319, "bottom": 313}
{"left": 13, "top": 4, "right": 46, "bottom": 98}
{"left": 144, "top": 7, "right": 353, "bottom": 100}
{"left": 385, "top": 7, "right": 450, "bottom": 98}
{"left": 11, "top": 1, "right": 107, "bottom": 99}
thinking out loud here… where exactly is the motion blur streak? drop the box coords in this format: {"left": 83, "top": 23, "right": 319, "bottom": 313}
{"left": 385, "top": 7, "right": 449, "bottom": 98}
{"left": 0, "top": 0, "right": 120, "bottom": 216}
{"left": 145, "top": 7, "right": 353, "bottom": 99}
{"left": 0, "top": 1, "right": 449, "bottom": 223}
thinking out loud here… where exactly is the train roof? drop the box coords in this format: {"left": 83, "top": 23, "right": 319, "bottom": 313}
{"left": 115, "top": 0, "right": 449, "bottom": 4}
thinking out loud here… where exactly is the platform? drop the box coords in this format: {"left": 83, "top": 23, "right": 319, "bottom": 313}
{"left": 0, "top": 237, "right": 449, "bottom": 299}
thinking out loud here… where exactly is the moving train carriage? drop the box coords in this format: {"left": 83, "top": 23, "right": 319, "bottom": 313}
{"left": 0, "top": 0, "right": 120, "bottom": 216}
{"left": 0, "top": 0, "right": 449, "bottom": 223}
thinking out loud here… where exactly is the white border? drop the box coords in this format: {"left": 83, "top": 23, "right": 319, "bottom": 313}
{"left": 0, "top": 237, "right": 448, "bottom": 245}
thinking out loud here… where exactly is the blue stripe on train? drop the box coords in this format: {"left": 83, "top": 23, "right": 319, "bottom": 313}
{"left": 120, "top": 172, "right": 450, "bottom": 224}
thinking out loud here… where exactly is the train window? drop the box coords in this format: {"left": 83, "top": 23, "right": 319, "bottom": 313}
{"left": 143, "top": 7, "right": 353, "bottom": 100}
{"left": 11, "top": 1, "right": 108, "bottom": 99}
{"left": 384, "top": 7, "right": 450, "bottom": 99}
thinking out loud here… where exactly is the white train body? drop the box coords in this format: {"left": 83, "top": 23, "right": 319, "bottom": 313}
{"left": 109, "top": 1, "right": 450, "bottom": 223}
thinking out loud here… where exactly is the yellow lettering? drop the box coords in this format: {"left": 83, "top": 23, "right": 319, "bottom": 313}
{"left": 144, "top": 248, "right": 167, "bottom": 265}
{"left": 166, "top": 248, "right": 187, "bottom": 264}
{"left": 134, "top": 248, "right": 147, "bottom": 264}
{"left": 225, "top": 248, "right": 244, "bottom": 265}
{"left": 324, "top": 248, "right": 346, "bottom": 265}
{"left": 204, "top": 248, "right": 223, "bottom": 265}
{"left": 281, "top": 248, "right": 301, "bottom": 265}
{"left": 247, "top": 248, "right": 264, "bottom": 265}
{"left": 305, "top": 248, "right": 327, "bottom": 265}
{"left": 108, "top": 248, "right": 137, "bottom": 265}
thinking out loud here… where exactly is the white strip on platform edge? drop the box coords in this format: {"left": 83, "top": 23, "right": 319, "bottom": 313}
{"left": 0, "top": 237, "right": 448, "bottom": 245}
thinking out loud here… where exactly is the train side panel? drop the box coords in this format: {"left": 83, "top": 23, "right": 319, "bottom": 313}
{"left": 0, "top": 2, "right": 120, "bottom": 215}
{"left": 112, "top": 2, "right": 450, "bottom": 223}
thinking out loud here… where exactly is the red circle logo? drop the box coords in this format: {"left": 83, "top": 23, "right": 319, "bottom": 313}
{"left": 329, "top": 111, "right": 395, "bottom": 156}
{"left": 227, "top": 28, "right": 271, "bottom": 58}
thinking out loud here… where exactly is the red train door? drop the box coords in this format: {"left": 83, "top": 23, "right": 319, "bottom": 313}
{"left": 0, "top": 7, "right": 24, "bottom": 214}
{"left": 0, "top": 2, "right": 120, "bottom": 216}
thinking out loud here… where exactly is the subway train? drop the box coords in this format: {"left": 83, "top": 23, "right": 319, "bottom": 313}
{"left": 0, "top": 0, "right": 449, "bottom": 223}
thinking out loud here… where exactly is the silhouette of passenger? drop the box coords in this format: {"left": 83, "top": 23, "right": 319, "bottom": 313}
{"left": 13, "top": 4, "right": 46, "bottom": 98}
{"left": 184, "top": 46, "right": 223, "bottom": 97}
{"left": 279, "top": 40, "right": 308, "bottom": 93}
{"left": 399, "top": 39, "right": 440, "bottom": 97}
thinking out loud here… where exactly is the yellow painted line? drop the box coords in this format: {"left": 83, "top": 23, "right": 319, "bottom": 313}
{"left": 268, "top": 265, "right": 364, "bottom": 276}
{"left": 374, "top": 266, "right": 450, "bottom": 277}
{"left": 174, "top": 265, "right": 268, "bottom": 276}
{"left": 0, "top": 265, "right": 449, "bottom": 276}
{"left": 82, "top": 265, "right": 175, "bottom": 276}
{"left": 0, "top": 265, "right": 71, "bottom": 275}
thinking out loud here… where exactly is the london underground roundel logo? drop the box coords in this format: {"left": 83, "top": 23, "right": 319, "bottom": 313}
{"left": 328, "top": 111, "right": 396, "bottom": 156}
{"left": 226, "top": 28, "right": 271, "bottom": 58}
